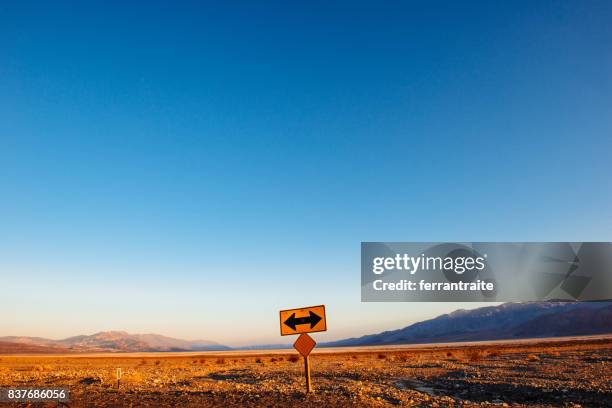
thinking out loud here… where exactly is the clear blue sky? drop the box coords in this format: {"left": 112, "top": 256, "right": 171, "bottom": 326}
{"left": 1, "top": 1, "right": 611, "bottom": 346}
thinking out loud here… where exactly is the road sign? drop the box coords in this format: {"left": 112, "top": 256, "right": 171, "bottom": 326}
{"left": 279, "top": 305, "right": 326, "bottom": 336}
{"left": 279, "top": 304, "right": 326, "bottom": 393}
{"left": 293, "top": 333, "right": 316, "bottom": 357}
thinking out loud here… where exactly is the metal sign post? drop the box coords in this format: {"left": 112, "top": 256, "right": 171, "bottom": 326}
{"left": 279, "top": 305, "right": 326, "bottom": 393}
{"left": 293, "top": 333, "right": 316, "bottom": 393}
{"left": 116, "top": 368, "right": 122, "bottom": 389}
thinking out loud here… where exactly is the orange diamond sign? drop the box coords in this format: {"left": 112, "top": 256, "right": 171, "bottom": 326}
{"left": 293, "top": 333, "right": 316, "bottom": 357}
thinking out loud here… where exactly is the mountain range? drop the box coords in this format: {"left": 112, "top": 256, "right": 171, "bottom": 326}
{"left": 2, "top": 301, "right": 611, "bottom": 353}
{"left": 325, "top": 301, "right": 612, "bottom": 347}
{"left": 0, "top": 331, "right": 230, "bottom": 353}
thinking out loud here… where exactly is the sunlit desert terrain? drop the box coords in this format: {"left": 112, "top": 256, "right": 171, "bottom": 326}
{"left": 0, "top": 336, "right": 610, "bottom": 407}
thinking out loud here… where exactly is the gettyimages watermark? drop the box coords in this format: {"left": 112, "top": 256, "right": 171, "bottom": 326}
{"left": 361, "top": 242, "right": 612, "bottom": 302}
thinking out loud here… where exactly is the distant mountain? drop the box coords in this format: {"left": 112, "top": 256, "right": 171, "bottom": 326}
{"left": 0, "top": 341, "right": 73, "bottom": 354}
{"left": 4, "top": 302, "right": 610, "bottom": 354}
{"left": 0, "top": 331, "right": 230, "bottom": 353}
{"left": 325, "top": 301, "right": 612, "bottom": 347}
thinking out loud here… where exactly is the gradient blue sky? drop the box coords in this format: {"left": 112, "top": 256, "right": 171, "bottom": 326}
{"left": 1, "top": 1, "right": 611, "bottom": 346}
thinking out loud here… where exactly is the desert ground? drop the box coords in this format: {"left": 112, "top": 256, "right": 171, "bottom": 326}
{"left": 0, "top": 337, "right": 610, "bottom": 407}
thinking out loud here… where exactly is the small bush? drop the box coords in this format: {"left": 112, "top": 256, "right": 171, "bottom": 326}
{"left": 33, "top": 365, "right": 53, "bottom": 372}
{"left": 351, "top": 355, "right": 358, "bottom": 360}
{"left": 488, "top": 349, "right": 501, "bottom": 357}
{"left": 154, "top": 360, "right": 161, "bottom": 366}
{"left": 255, "top": 358, "right": 262, "bottom": 364}
{"left": 288, "top": 355, "right": 300, "bottom": 363}
{"left": 216, "top": 358, "right": 225, "bottom": 365}
{"left": 200, "top": 359, "right": 206, "bottom": 364}
{"left": 270, "top": 358, "right": 277, "bottom": 362}
{"left": 466, "top": 350, "right": 482, "bottom": 362}
{"left": 446, "top": 352, "right": 453, "bottom": 357}
{"left": 377, "top": 353, "right": 386, "bottom": 360}
{"left": 79, "top": 377, "right": 101, "bottom": 385}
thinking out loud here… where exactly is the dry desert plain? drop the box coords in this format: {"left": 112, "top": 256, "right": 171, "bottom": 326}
{"left": 0, "top": 336, "right": 610, "bottom": 407}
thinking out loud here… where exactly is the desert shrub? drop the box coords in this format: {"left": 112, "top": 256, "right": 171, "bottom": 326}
{"left": 488, "top": 349, "right": 501, "bottom": 357}
{"left": 154, "top": 360, "right": 161, "bottom": 366}
{"left": 270, "top": 358, "right": 277, "bottom": 362}
{"left": 200, "top": 359, "right": 206, "bottom": 364}
{"left": 33, "top": 365, "right": 53, "bottom": 372}
{"left": 278, "top": 357, "right": 284, "bottom": 361}
{"left": 351, "top": 355, "right": 358, "bottom": 360}
{"left": 288, "top": 356, "right": 299, "bottom": 363}
{"left": 446, "top": 352, "right": 453, "bottom": 357}
{"left": 397, "top": 354, "right": 409, "bottom": 362}
{"left": 79, "top": 377, "right": 101, "bottom": 385}
{"left": 216, "top": 358, "right": 225, "bottom": 365}
{"left": 527, "top": 354, "right": 540, "bottom": 361}
{"left": 377, "top": 353, "right": 386, "bottom": 360}
{"left": 255, "top": 358, "right": 262, "bottom": 364}
{"left": 466, "top": 350, "right": 482, "bottom": 362}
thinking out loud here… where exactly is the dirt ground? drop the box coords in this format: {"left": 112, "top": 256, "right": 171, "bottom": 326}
{"left": 0, "top": 337, "right": 610, "bottom": 407}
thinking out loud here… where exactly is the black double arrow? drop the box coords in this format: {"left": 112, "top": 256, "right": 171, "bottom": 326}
{"left": 283, "top": 311, "right": 322, "bottom": 330}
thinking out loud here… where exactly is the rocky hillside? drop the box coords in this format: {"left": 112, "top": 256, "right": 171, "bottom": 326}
{"left": 326, "top": 301, "right": 612, "bottom": 347}
{"left": 0, "top": 331, "right": 230, "bottom": 353}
